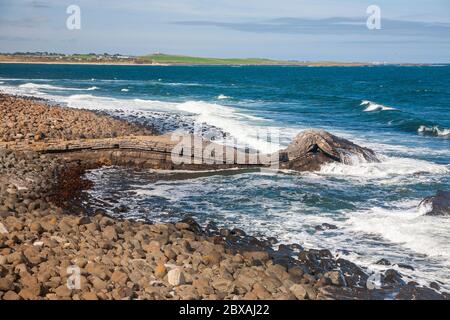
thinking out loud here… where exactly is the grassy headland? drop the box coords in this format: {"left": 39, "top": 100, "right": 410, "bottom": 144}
{"left": 0, "top": 52, "right": 373, "bottom": 66}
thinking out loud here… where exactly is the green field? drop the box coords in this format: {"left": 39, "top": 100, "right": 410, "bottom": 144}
{"left": 138, "top": 54, "right": 291, "bottom": 65}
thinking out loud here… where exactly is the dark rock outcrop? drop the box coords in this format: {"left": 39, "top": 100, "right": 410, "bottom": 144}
{"left": 279, "top": 129, "right": 379, "bottom": 171}
{"left": 419, "top": 190, "right": 450, "bottom": 216}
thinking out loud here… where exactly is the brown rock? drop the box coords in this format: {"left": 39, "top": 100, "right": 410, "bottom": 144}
{"left": 154, "top": 263, "right": 167, "bottom": 279}
{"left": 0, "top": 277, "right": 14, "bottom": 291}
{"left": 290, "top": 284, "right": 308, "bottom": 300}
{"left": 167, "top": 268, "right": 185, "bottom": 286}
{"left": 91, "top": 277, "right": 108, "bottom": 290}
{"left": 54, "top": 285, "right": 72, "bottom": 299}
{"left": 111, "top": 270, "right": 128, "bottom": 286}
{"left": 103, "top": 226, "right": 118, "bottom": 241}
{"left": 143, "top": 240, "right": 161, "bottom": 254}
{"left": 30, "top": 222, "right": 43, "bottom": 234}
{"left": 243, "top": 251, "right": 270, "bottom": 262}
{"left": 19, "top": 288, "right": 40, "bottom": 300}
{"left": 81, "top": 292, "right": 98, "bottom": 300}
{"left": 252, "top": 282, "right": 272, "bottom": 300}
{"left": 3, "top": 291, "right": 21, "bottom": 300}
{"left": 23, "top": 247, "right": 45, "bottom": 265}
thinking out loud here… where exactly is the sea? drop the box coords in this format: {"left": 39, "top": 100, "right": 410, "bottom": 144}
{"left": 1, "top": 63, "right": 449, "bottom": 289}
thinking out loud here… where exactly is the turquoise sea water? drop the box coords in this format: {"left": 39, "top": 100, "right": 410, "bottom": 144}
{"left": 1, "top": 63, "right": 449, "bottom": 288}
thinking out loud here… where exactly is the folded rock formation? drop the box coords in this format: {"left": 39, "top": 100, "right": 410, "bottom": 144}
{"left": 279, "top": 129, "right": 379, "bottom": 171}
{"left": 419, "top": 190, "right": 450, "bottom": 216}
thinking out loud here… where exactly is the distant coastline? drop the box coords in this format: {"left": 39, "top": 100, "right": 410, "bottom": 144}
{"left": 0, "top": 52, "right": 434, "bottom": 67}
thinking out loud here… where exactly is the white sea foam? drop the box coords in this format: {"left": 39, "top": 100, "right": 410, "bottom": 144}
{"left": 361, "top": 100, "right": 396, "bottom": 112}
{"left": 418, "top": 125, "right": 450, "bottom": 137}
{"left": 18, "top": 82, "right": 98, "bottom": 92}
{"left": 346, "top": 200, "right": 450, "bottom": 261}
{"left": 319, "top": 155, "right": 448, "bottom": 179}
{"left": 121, "top": 88, "right": 129, "bottom": 92}
{"left": 217, "top": 94, "right": 229, "bottom": 100}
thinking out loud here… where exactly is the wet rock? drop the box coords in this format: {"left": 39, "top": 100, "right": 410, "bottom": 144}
{"left": 383, "top": 269, "right": 404, "bottom": 287}
{"left": 429, "top": 282, "right": 440, "bottom": 291}
{"left": 376, "top": 258, "right": 391, "bottom": 266}
{"left": 323, "top": 270, "right": 347, "bottom": 287}
{"left": 76, "top": 216, "right": 91, "bottom": 225}
{"left": 419, "top": 190, "right": 450, "bottom": 216}
{"left": 397, "top": 263, "right": 415, "bottom": 271}
{"left": 280, "top": 129, "right": 379, "bottom": 171}
{"left": 395, "top": 284, "right": 445, "bottom": 300}
{"left": 314, "top": 223, "right": 338, "bottom": 231}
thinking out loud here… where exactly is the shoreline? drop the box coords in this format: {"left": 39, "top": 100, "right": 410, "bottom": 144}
{"left": 0, "top": 93, "right": 447, "bottom": 300}
{"left": 0, "top": 60, "right": 413, "bottom": 67}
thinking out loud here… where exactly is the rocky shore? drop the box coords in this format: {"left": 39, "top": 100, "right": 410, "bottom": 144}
{"left": 0, "top": 93, "right": 447, "bottom": 300}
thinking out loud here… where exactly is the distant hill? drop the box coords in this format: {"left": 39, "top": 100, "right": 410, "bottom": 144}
{"left": 137, "top": 53, "right": 291, "bottom": 65}
{"left": 0, "top": 52, "right": 382, "bottom": 66}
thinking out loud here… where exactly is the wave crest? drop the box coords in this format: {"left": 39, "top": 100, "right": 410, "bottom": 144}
{"left": 361, "top": 100, "right": 396, "bottom": 112}
{"left": 418, "top": 125, "right": 450, "bottom": 137}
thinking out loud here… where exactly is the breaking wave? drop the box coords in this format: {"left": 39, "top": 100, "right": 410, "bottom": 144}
{"left": 418, "top": 125, "right": 450, "bottom": 137}
{"left": 361, "top": 100, "right": 397, "bottom": 112}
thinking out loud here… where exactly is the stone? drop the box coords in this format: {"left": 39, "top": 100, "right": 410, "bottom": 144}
{"left": 143, "top": 240, "right": 161, "bottom": 254}
{"left": 54, "top": 285, "right": 72, "bottom": 298}
{"left": 76, "top": 216, "right": 91, "bottom": 225}
{"left": 19, "top": 288, "right": 40, "bottom": 300}
{"left": 111, "top": 270, "right": 128, "bottom": 286}
{"left": 290, "top": 284, "right": 307, "bottom": 300}
{"left": 175, "top": 222, "right": 190, "bottom": 230}
{"left": 82, "top": 292, "right": 98, "bottom": 300}
{"left": 30, "top": 222, "right": 43, "bottom": 234}
{"left": 280, "top": 129, "right": 378, "bottom": 171}
{"left": 92, "top": 277, "right": 108, "bottom": 290}
{"left": 3, "top": 291, "right": 20, "bottom": 300}
{"left": 0, "top": 222, "right": 8, "bottom": 234}
{"left": 211, "top": 278, "right": 233, "bottom": 293}
{"left": 396, "top": 284, "right": 445, "bottom": 300}
{"left": 20, "top": 274, "right": 42, "bottom": 296}
{"left": 376, "top": 258, "right": 391, "bottom": 266}
{"left": 243, "top": 251, "right": 270, "bottom": 262}
{"left": 324, "top": 270, "right": 347, "bottom": 287}
{"left": 85, "top": 263, "right": 109, "bottom": 280}
{"left": 23, "top": 247, "right": 44, "bottom": 265}
{"left": 103, "top": 226, "right": 118, "bottom": 241}
{"left": 167, "top": 268, "right": 185, "bottom": 286}
{"left": 154, "top": 263, "right": 167, "bottom": 278}
{"left": 252, "top": 282, "right": 272, "bottom": 300}
{"left": 419, "top": 190, "right": 450, "bottom": 216}
{"left": 0, "top": 277, "right": 14, "bottom": 291}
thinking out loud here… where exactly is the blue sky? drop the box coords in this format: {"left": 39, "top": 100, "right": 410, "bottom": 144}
{"left": 0, "top": 0, "right": 449, "bottom": 62}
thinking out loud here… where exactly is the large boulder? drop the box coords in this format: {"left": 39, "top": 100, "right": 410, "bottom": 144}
{"left": 279, "top": 129, "right": 379, "bottom": 171}
{"left": 419, "top": 190, "right": 450, "bottom": 216}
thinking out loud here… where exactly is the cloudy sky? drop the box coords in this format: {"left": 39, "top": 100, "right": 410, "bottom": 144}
{"left": 0, "top": 0, "right": 449, "bottom": 62}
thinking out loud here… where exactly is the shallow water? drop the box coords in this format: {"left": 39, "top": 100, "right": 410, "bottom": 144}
{"left": 1, "top": 63, "right": 449, "bottom": 289}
